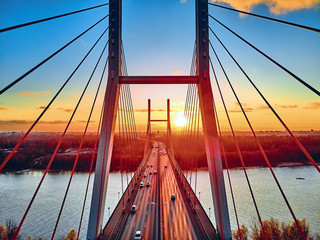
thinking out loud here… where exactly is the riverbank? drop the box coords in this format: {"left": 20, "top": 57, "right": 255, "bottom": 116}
{"left": 1, "top": 131, "right": 319, "bottom": 172}
{"left": 1, "top": 166, "right": 319, "bottom": 239}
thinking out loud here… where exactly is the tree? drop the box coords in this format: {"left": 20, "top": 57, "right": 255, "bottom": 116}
{"left": 250, "top": 218, "right": 311, "bottom": 240}
{"left": 5, "top": 219, "right": 20, "bottom": 240}
{"left": 0, "top": 225, "right": 8, "bottom": 240}
{"left": 232, "top": 224, "right": 248, "bottom": 240}
{"left": 65, "top": 229, "right": 77, "bottom": 240}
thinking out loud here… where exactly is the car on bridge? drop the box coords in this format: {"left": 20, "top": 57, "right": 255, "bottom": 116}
{"left": 146, "top": 181, "right": 150, "bottom": 187}
{"left": 171, "top": 194, "right": 176, "bottom": 200}
{"left": 149, "top": 171, "right": 152, "bottom": 175}
{"left": 130, "top": 205, "right": 137, "bottom": 213}
{"left": 140, "top": 182, "right": 144, "bottom": 188}
{"left": 143, "top": 173, "right": 147, "bottom": 178}
{"left": 134, "top": 231, "right": 142, "bottom": 240}
{"left": 154, "top": 170, "right": 157, "bottom": 174}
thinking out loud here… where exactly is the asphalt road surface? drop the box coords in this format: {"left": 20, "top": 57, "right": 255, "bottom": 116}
{"left": 119, "top": 142, "right": 198, "bottom": 240}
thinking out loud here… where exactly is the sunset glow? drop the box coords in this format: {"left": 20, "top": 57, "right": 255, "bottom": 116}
{"left": 174, "top": 112, "right": 187, "bottom": 127}
{"left": 0, "top": 1, "right": 320, "bottom": 239}
{"left": 0, "top": 0, "right": 319, "bottom": 132}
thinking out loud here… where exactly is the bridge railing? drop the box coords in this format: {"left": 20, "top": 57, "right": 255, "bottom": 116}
{"left": 167, "top": 151, "right": 218, "bottom": 240}
{"left": 99, "top": 148, "right": 152, "bottom": 239}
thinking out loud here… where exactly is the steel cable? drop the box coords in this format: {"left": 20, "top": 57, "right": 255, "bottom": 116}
{"left": 0, "top": 14, "right": 111, "bottom": 95}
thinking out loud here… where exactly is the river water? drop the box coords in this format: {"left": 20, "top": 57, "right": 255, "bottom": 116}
{"left": 0, "top": 166, "right": 319, "bottom": 239}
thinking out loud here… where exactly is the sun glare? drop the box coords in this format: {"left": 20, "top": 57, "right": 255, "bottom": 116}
{"left": 174, "top": 112, "right": 187, "bottom": 127}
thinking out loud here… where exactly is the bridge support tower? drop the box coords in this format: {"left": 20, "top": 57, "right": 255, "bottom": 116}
{"left": 87, "top": 0, "right": 122, "bottom": 239}
{"left": 196, "top": 0, "right": 231, "bottom": 239}
{"left": 145, "top": 99, "right": 174, "bottom": 155}
{"left": 87, "top": 0, "right": 231, "bottom": 239}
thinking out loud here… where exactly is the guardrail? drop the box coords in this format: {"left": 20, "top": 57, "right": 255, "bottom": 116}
{"left": 99, "top": 148, "right": 152, "bottom": 240}
{"left": 167, "top": 152, "right": 219, "bottom": 240}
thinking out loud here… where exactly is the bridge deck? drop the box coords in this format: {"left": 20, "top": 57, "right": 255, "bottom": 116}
{"left": 100, "top": 142, "right": 217, "bottom": 240}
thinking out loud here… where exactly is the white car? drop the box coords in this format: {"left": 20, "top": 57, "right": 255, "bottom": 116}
{"left": 134, "top": 231, "right": 142, "bottom": 240}
{"left": 171, "top": 194, "right": 176, "bottom": 200}
{"left": 143, "top": 173, "right": 147, "bottom": 178}
{"left": 130, "top": 205, "right": 137, "bottom": 213}
{"left": 146, "top": 181, "right": 150, "bottom": 187}
{"left": 140, "top": 182, "right": 144, "bottom": 188}
{"left": 154, "top": 170, "right": 157, "bottom": 174}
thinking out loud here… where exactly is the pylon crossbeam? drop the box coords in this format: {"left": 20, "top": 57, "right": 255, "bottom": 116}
{"left": 119, "top": 76, "right": 199, "bottom": 84}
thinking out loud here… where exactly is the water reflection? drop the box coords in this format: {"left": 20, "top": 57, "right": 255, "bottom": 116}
{"left": 0, "top": 166, "right": 319, "bottom": 239}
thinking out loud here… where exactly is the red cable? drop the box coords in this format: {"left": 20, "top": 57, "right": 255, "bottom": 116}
{"left": 77, "top": 103, "right": 104, "bottom": 239}
{"left": 209, "top": 56, "right": 268, "bottom": 240}
{"left": 209, "top": 37, "right": 308, "bottom": 239}
{"left": 209, "top": 27, "right": 319, "bottom": 173}
{"left": 51, "top": 52, "right": 109, "bottom": 239}
{"left": 212, "top": 93, "right": 243, "bottom": 240}
{"left": 186, "top": 85, "right": 197, "bottom": 179}
{"left": 0, "top": 23, "right": 111, "bottom": 174}
{"left": 12, "top": 26, "right": 110, "bottom": 240}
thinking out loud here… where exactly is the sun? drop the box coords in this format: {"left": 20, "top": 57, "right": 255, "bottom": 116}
{"left": 173, "top": 112, "right": 187, "bottom": 127}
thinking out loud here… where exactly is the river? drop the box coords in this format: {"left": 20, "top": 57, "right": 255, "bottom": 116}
{"left": 0, "top": 166, "right": 319, "bottom": 239}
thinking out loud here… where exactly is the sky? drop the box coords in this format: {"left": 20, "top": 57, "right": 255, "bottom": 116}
{"left": 0, "top": 0, "right": 319, "bottom": 133}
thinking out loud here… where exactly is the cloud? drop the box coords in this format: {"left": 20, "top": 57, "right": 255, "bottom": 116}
{"left": 57, "top": 107, "right": 73, "bottom": 112}
{"left": 303, "top": 102, "right": 320, "bottom": 109}
{"left": 229, "top": 107, "right": 254, "bottom": 112}
{"left": 38, "top": 106, "right": 47, "bottom": 110}
{"left": 180, "top": 0, "right": 187, "bottom": 3}
{"left": 256, "top": 105, "right": 269, "bottom": 110}
{"left": 275, "top": 104, "right": 298, "bottom": 109}
{"left": 231, "top": 103, "right": 297, "bottom": 112}
{"left": 133, "top": 109, "right": 148, "bottom": 113}
{"left": 0, "top": 120, "right": 68, "bottom": 125}
{"left": 76, "top": 120, "right": 96, "bottom": 123}
{"left": 229, "top": 102, "right": 254, "bottom": 112}
{"left": 235, "top": 102, "right": 248, "bottom": 107}
{"left": 20, "top": 91, "right": 51, "bottom": 96}
{"left": 172, "top": 70, "right": 184, "bottom": 76}
{"left": 20, "top": 92, "right": 38, "bottom": 96}
{"left": 41, "top": 120, "right": 68, "bottom": 125}
{"left": 0, "top": 120, "right": 33, "bottom": 125}
{"left": 213, "top": 0, "right": 320, "bottom": 14}
{"left": 0, "top": 107, "right": 8, "bottom": 110}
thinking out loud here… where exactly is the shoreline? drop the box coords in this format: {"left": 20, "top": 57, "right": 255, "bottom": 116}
{"left": 1, "top": 162, "right": 315, "bottom": 175}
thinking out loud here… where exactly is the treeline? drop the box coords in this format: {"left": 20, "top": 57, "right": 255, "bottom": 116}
{"left": 0, "top": 132, "right": 144, "bottom": 172}
{"left": 173, "top": 131, "right": 320, "bottom": 170}
{"left": 0, "top": 219, "right": 78, "bottom": 240}
{"left": 232, "top": 218, "right": 320, "bottom": 240}
{"left": 1, "top": 217, "right": 318, "bottom": 240}
{"left": 0, "top": 131, "right": 319, "bottom": 172}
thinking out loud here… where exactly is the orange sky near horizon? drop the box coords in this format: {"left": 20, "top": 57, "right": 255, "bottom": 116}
{"left": 1, "top": 86, "right": 319, "bottom": 133}
{"left": 0, "top": 0, "right": 319, "bottom": 133}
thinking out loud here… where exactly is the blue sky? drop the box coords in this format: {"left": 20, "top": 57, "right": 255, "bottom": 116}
{"left": 0, "top": 0, "right": 319, "bottom": 132}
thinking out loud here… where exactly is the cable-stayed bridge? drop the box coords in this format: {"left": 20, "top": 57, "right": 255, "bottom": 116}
{"left": 0, "top": 0, "right": 319, "bottom": 240}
